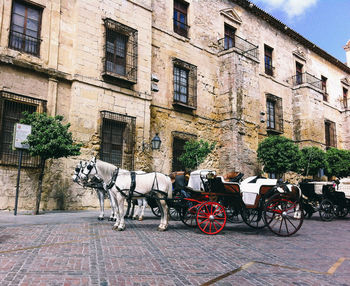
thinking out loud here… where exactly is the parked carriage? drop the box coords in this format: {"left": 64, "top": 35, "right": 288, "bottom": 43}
{"left": 300, "top": 181, "right": 350, "bottom": 220}
{"left": 169, "top": 170, "right": 304, "bottom": 236}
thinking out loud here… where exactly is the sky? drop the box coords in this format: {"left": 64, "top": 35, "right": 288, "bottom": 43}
{"left": 249, "top": 0, "right": 350, "bottom": 63}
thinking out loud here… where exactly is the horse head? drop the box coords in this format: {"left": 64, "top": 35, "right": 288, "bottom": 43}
{"left": 80, "top": 157, "right": 98, "bottom": 181}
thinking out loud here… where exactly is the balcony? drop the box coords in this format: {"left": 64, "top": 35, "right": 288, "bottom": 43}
{"left": 292, "top": 72, "right": 322, "bottom": 90}
{"left": 9, "top": 30, "right": 41, "bottom": 56}
{"left": 173, "top": 19, "right": 190, "bottom": 38}
{"left": 218, "top": 34, "right": 259, "bottom": 61}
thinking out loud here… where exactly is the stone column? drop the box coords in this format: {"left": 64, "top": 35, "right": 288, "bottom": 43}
{"left": 344, "top": 40, "right": 350, "bottom": 67}
{"left": 47, "top": 78, "right": 58, "bottom": 116}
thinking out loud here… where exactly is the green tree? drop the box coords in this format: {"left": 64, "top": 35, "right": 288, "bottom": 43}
{"left": 257, "top": 135, "right": 301, "bottom": 178}
{"left": 20, "top": 112, "right": 82, "bottom": 214}
{"left": 300, "top": 146, "right": 327, "bottom": 177}
{"left": 325, "top": 147, "right": 350, "bottom": 179}
{"left": 179, "top": 139, "right": 216, "bottom": 170}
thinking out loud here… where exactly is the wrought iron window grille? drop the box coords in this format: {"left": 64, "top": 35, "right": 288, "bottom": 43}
{"left": 0, "top": 91, "right": 46, "bottom": 167}
{"left": 9, "top": 1, "right": 42, "bottom": 57}
{"left": 100, "top": 111, "right": 136, "bottom": 170}
{"left": 218, "top": 34, "right": 259, "bottom": 60}
{"left": 173, "top": 18, "right": 190, "bottom": 38}
{"left": 325, "top": 120, "right": 336, "bottom": 149}
{"left": 266, "top": 94, "right": 283, "bottom": 133}
{"left": 103, "top": 19, "right": 138, "bottom": 84}
{"left": 173, "top": 59, "right": 197, "bottom": 111}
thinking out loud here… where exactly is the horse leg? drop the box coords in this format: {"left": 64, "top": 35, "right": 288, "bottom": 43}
{"left": 132, "top": 200, "right": 139, "bottom": 220}
{"left": 112, "top": 192, "right": 126, "bottom": 231}
{"left": 97, "top": 189, "right": 104, "bottom": 220}
{"left": 108, "top": 189, "right": 117, "bottom": 222}
{"left": 125, "top": 200, "right": 132, "bottom": 219}
{"left": 139, "top": 199, "right": 147, "bottom": 221}
{"left": 158, "top": 196, "right": 169, "bottom": 231}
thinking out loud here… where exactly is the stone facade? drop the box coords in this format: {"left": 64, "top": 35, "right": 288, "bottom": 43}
{"left": 0, "top": 0, "right": 349, "bottom": 211}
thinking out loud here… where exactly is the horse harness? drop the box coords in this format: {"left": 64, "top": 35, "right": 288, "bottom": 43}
{"left": 106, "top": 168, "right": 168, "bottom": 201}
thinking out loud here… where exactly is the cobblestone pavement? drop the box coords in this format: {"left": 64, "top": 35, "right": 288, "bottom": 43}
{"left": 0, "top": 210, "right": 349, "bottom": 286}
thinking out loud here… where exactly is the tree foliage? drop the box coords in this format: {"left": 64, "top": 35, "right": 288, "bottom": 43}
{"left": 299, "top": 146, "right": 327, "bottom": 176}
{"left": 325, "top": 147, "right": 350, "bottom": 179}
{"left": 179, "top": 139, "right": 216, "bottom": 170}
{"left": 257, "top": 135, "right": 301, "bottom": 178}
{"left": 20, "top": 112, "right": 81, "bottom": 214}
{"left": 20, "top": 112, "right": 81, "bottom": 159}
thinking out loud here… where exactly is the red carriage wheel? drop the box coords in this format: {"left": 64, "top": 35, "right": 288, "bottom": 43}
{"left": 196, "top": 202, "right": 226, "bottom": 235}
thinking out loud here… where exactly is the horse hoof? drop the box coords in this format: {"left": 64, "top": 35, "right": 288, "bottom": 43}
{"left": 118, "top": 227, "right": 125, "bottom": 231}
{"left": 98, "top": 217, "right": 104, "bottom": 221}
{"left": 112, "top": 225, "right": 118, "bottom": 230}
{"left": 138, "top": 217, "right": 143, "bottom": 221}
{"left": 108, "top": 217, "right": 113, "bottom": 221}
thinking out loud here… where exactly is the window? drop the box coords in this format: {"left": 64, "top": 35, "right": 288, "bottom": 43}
{"left": 321, "top": 76, "right": 328, "bottom": 101}
{"left": 295, "top": 62, "right": 303, "bottom": 85}
{"left": 100, "top": 111, "right": 135, "bottom": 170}
{"left": 266, "top": 94, "right": 283, "bottom": 133}
{"left": 9, "top": 1, "right": 42, "bottom": 56}
{"left": 173, "top": 0, "right": 189, "bottom": 37}
{"left": 264, "top": 45, "right": 274, "bottom": 76}
{"left": 266, "top": 99, "right": 275, "bottom": 129}
{"left": 0, "top": 91, "right": 46, "bottom": 167}
{"left": 325, "top": 120, "right": 336, "bottom": 149}
{"left": 171, "top": 131, "right": 196, "bottom": 171}
{"left": 104, "top": 19, "right": 138, "bottom": 83}
{"left": 224, "top": 24, "right": 235, "bottom": 50}
{"left": 173, "top": 59, "right": 197, "bottom": 109}
{"left": 172, "top": 137, "right": 187, "bottom": 171}
{"left": 174, "top": 66, "right": 188, "bottom": 104}
{"left": 343, "top": 88, "right": 348, "bottom": 109}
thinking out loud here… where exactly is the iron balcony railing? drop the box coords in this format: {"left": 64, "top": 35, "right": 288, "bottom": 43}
{"left": 292, "top": 72, "right": 322, "bottom": 90}
{"left": 9, "top": 30, "right": 41, "bottom": 56}
{"left": 218, "top": 34, "right": 259, "bottom": 60}
{"left": 173, "top": 18, "right": 190, "bottom": 38}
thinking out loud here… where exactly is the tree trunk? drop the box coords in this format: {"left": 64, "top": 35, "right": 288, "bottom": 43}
{"left": 34, "top": 158, "right": 46, "bottom": 215}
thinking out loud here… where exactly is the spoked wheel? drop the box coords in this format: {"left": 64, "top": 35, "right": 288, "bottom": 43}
{"left": 151, "top": 206, "right": 161, "bottom": 217}
{"left": 196, "top": 202, "right": 226, "bottom": 235}
{"left": 242, "top": 208, "right": 266, "bottom": 229}
{"left": 169, "top": 207, "right": 181, "bottom": 221}
{"left": 334, "top": 205, "right": 349, "bottom": 218}
{"left": 179, "top": 203, "right": 198, "bottom": 227}
{"left": 264, "top": 194, "right": 304, "bottom": 237}
{"left": 319, "top": 199, "right": 335, "bottom": 221}
{"left": 226, "top": 205, "right": 244, "bottom": 223}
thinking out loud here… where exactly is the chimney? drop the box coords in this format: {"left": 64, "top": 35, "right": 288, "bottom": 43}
{"left": 344, "top": 40, "right": 350, "bottom": 67}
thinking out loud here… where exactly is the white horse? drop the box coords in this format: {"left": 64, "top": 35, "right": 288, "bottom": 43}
{"left": 80, "top": 157, "right": 172, "bottom": 231}
{"left": 72, "top": 161, "right": 118, "bottom": 221}
{"left": 126, "top": 198, "right": 149, "bottom": 221}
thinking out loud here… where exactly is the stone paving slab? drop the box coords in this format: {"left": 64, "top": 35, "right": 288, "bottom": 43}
{"left": 0, "top": 210, "right": 349, "bottom": 286}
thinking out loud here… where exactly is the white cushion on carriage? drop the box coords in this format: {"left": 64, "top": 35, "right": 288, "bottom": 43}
{"left": 187, "top": 169, "right": 215, "bottom": 191}
{"left": 240, "top": 176, "right": 277, "bottom": 195}
{"left": 242, "top": 192, "right": 257, "bottom": 205}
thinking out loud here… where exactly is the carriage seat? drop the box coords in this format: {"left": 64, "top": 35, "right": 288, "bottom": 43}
{"left": 223, "top": 172, "right": 244, "bottom": 183}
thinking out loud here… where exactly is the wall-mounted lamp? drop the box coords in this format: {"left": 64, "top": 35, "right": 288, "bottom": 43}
{"left": 151, "top": 133, "right": 161, "bottom": 150}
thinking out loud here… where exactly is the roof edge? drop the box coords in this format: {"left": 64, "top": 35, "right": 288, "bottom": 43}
{"left": 232, "top": 0, "right": 350, "bottom": 74}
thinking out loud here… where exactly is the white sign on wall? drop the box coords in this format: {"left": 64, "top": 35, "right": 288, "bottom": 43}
{"left": 13, "top": 123, "right": 31, "bottom": 150}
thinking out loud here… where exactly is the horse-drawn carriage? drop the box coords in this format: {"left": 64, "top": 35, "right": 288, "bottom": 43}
{"left": 299, "top": 181, "right": 350, "bottom": 220}
{"left": 168, "top": 170, "right": 304, "bottom": 236}
{"left": 74, "top": 158, "right": 303, "bottom": 236}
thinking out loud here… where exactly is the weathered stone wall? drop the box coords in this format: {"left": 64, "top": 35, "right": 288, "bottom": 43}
{"left": 0, "top": 0, "right": 153, "bottom": 211}
{"left": 0, "top": 0, "right": 349, "bottom": 211}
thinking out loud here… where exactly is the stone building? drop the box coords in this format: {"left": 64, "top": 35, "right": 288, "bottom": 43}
{"left": 0, "top": 0, "right": 349, "bottom": 211}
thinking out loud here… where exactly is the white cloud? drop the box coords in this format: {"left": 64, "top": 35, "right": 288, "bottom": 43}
{"left": 254, "top": 0, "right": 318, "bottom": 18}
